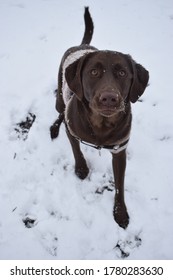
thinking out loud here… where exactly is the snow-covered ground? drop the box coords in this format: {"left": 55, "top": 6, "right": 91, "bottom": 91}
{"left": 0, "top": 0, "right": 173, "bottom": 260}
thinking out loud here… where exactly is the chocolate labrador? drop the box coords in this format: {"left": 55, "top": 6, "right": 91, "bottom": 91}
{"left": 50, "top": 7, "right": 149, "bottom": 229}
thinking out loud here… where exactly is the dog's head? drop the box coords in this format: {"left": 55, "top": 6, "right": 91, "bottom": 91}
{"left": 65, "top": 51, "right": 149, "bottom": 117}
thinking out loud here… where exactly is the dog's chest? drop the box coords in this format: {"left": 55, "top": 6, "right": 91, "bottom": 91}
{"left": 65, "top": 97, "right": 131, "bottom": 146}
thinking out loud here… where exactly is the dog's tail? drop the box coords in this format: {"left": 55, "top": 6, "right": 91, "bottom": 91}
{"left": 81, "top": 7, "right": 94, "bottom": 45}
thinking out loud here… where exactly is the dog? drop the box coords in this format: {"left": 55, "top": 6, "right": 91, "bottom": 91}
{"left": 50, "top": 7, "right": 149, "bottom": 229}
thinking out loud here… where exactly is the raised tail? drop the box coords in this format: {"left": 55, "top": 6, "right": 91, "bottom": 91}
{"left": 81, "top": 7, "right": 94, "bottom": 45}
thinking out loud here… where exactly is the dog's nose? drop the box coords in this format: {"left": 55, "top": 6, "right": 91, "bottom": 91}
{"left": 99, "top": 92, "right": 119, "bottom": 107}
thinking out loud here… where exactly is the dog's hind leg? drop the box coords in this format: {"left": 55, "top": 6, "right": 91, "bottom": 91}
{"left": 66, "top": 129, "right": 89, "bottom": 180}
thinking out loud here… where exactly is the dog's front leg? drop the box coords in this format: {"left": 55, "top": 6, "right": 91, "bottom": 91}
{"left": 66, "top": 130, "right": 89, "bottom": 180}
{"left": 112, "top": 150, "right": 129, "bottom": 229}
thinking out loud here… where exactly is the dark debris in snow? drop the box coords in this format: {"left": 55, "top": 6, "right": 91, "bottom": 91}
{"left": 14, "top": 112, "right": 36, "bottom": 140}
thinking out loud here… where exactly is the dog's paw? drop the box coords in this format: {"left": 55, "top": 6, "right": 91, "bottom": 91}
{"left": 50, "top": 123, "right": 60, "bottom": 140}
{"left": 113, "top": 203, "right": 129, "bottom": 229}
{"left": 75, "top": 165, "right": 89, "bottom": 180}
{"left": 50, "top": 113, "right": 64, "bottom": 140}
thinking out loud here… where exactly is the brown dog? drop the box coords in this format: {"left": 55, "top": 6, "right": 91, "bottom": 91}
{"left": 50, "top": 7, "right": 149, "bottom": 229}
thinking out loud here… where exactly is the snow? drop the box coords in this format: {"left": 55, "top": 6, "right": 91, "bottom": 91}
{"left": 0, "top": 0, "right": 173, "bottom": 260}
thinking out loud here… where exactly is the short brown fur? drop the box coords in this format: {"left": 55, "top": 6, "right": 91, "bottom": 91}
{"left": 50, "top": 7, "right": 149, "bottom": 229}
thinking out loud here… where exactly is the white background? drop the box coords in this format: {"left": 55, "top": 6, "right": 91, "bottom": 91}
{"left": 0, "top": 0, "right": 173, "bottom": 260}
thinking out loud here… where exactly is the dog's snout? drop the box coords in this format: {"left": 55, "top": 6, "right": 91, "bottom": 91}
{"left": 99, "top": 92, "right": 120, "bottom": 107}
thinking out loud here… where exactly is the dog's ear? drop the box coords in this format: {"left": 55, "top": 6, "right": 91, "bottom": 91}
{"left": 65, "top": 56, "right": 86, "bottom": 101}
{"left": 129, "top": 60, "right": 149, "bottom": 103}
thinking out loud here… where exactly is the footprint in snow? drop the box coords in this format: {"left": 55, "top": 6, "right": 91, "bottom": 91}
{"left": 14, "top": 112, "right": 36, "bottom": 140}
{"left": 40, "top": 232, "right": 58, "bottom": 257}
{"left": 22, "top": 216, "right": 37, "bottom": 228}
{"left": 114, "top": 234, "right": 142, "bottom": 259}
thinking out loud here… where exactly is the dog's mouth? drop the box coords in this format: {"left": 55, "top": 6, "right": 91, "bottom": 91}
{"left": 99, "top": 104, "right": 125, "bottom": 117}
{"left": 90, "top": 102, "right": 125, "bottom": 117}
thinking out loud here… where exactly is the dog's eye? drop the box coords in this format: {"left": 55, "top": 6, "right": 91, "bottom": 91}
{"left": 90, "top": 69, "right": 99, "bottom": 77}
{"left": 118, "top": 70, "right": 126, "bottom": 77}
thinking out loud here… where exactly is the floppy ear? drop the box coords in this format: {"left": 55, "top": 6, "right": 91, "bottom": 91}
{"left": 65, "top": 56, "right": 86, "bottom": 101}
{"left": 129, "top": 60, "right": 149, "bottom": 103}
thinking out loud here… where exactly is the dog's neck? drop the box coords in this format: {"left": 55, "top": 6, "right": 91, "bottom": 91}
{"left": 89, "top": 110, "right": 123, "bottom": 129}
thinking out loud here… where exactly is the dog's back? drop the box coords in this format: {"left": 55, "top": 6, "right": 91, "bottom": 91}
{"left": 50, "top": 7, "right": 96, "bottom": 139}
